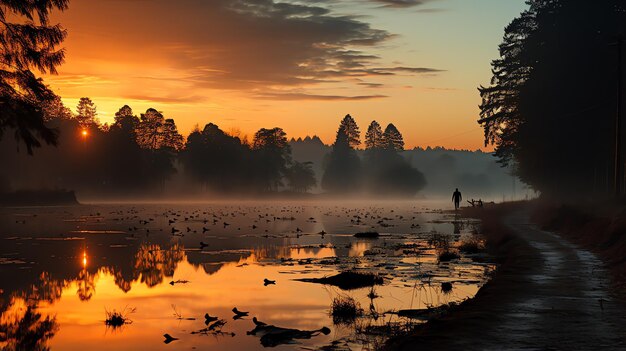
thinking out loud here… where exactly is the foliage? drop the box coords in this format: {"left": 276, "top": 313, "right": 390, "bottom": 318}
{"left": 286, "top": 161, "right": 316, "bottom": 192}
{"left": 338, "top": 114, "right": 361, "bottom": 149}
{"left": 42, "top": 95, "right": 72, "bottom": 121}
{"left": 331, "top": 295, "right": 363, "bottom": 325}
{"left": 364, "top": 123, "right": 424, "bottom": 196}
{"left": 75, "top": 97, "right": 97, "bottom": 126}
{"left": 136, "top": 108, "right": 183, "bottom": 150}
{"left": 180, "top": 123, "right": 250, "bottom": 192}
{"left": 252, "top": 127, "right": 291, "bottom": 190}
{"left": 382, "top": 123, "right": 404, "bottom": 152}
{"left": 479, "top": 0, "right": 626, "bottom": 198}
{"left": 323, "top": 116, "right": 425, "bottom": 196}
{"left": 0, "top": 0, "right": 69, "bottom": 153}
{"left": 365, "top": 120, "right": 384, "bottom": 150}
{"left": 322, "top": 125, "right": 362, "bottom": 193}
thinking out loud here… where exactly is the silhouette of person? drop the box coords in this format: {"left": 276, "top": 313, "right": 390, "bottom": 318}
{"left": 452, "top": 188, "right": 462, "bottom": 210}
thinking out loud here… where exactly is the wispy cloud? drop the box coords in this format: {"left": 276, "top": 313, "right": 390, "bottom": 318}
{"left": 52, "top": 0, "right": 442, "bottom": 100}
{"left": 255, "top": 92, "right": 387, "bottom": 100}
{"left": 369, "top": 0, "right": 435, "bottom": 8}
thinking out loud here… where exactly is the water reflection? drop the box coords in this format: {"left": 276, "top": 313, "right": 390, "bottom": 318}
{"left": 0, "top": 299, "right": 59, "bottom": 351}
{"left": 0, "top": 202, "right": 492, "bottom": 350}
{"left": 134, "top": 244, "right": 184, "bottom": 288}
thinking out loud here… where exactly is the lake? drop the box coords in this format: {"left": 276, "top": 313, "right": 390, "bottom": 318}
{"left": 0, "top": 200, "right": 494, "bottom": 350}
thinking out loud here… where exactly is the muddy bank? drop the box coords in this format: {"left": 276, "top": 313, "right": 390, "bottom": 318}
{"left": 386, "top": 201, "right": 626, "bottom": 350}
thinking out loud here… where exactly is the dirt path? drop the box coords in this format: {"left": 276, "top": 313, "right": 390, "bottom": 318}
{"left": 388, "top": 210, "right": 626, "bottom": 350}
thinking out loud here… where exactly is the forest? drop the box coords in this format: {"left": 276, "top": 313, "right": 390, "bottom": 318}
{"left": 0, "top": 99, "right": 429, "bottom": 198}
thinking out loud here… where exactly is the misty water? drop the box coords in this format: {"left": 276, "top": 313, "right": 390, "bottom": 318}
{"left": 0, "top": 200, "right": 494, "bottom": 350}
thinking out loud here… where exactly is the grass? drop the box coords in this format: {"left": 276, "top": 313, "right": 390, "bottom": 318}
{"left": 427, "top": 232, "right": 451, "bottom": 250}
{"left": 331, "top": 295, "right": 363, "bottom": 325}
{"left": 458, "top": 235, "right": 485, "bottom": 254}
{"left": 105, "top": 306, "right": 135, "bottom": 328}
{"left": 437, "top": 249, "right": 460, "bottom": 262}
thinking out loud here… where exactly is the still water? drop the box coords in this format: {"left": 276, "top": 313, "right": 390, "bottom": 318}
{"left": 0, "top": 200, "right": 493, "bottom": 350}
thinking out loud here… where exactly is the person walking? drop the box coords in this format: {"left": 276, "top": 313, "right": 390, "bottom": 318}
{"left": 452, "top": 188, "right": 462, "bottom": 210}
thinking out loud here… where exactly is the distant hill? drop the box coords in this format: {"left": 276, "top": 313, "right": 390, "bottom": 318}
{"left": 288, "top": 137, "right": 532, "bottom": 200}
{"left": 289, "top": 136, "right": 330, "bottom": 190}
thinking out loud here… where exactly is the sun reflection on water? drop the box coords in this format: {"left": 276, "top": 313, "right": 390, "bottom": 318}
{"left": 0, "top": 202, "right": 493, "bottom": 350}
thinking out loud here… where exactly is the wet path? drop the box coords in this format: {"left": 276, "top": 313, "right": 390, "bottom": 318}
{"left": 493, "top": 212, "right": 626, "bottom": 350}
{"left": 390, "top": 210, "right": 626, "bottom": 350}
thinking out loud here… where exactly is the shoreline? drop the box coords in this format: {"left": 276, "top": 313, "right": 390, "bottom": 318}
{"left": 385, "top": 200, "right": 626, "bottom": 350}
{"left": 0, "top": 190, "right": 79, "bottom": 207}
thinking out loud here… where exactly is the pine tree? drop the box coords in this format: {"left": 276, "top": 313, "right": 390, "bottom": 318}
{"left": 42, "top": 95, "right": 72, "bottom": 121}
{"left": 337, "top": 114, "right": 361, "bottom": 149}
{"left": 478, "top": 0, "right": 626, "bottom": 197}
{"left": 365, "top": 121, "right": 384, "bottom": 150}
{"left": 322, "top": 116, "right": 362, "bottom": 192}
{"left": 0, "top": 0, "right": 69, "bottom": 153}
{"left": 383, "top": 124, "right": 404, "bottom": 152}
{"left": 75, "top": 97, "right": 98, "bottom": 126}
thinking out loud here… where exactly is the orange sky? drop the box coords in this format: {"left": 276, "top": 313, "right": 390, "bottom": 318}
{"left": 42, "top": 0, "right": 527, "bottom": 150}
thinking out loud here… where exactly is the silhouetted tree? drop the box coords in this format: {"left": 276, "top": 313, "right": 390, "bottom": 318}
{"left": 100, "top": 105, "right": 145, "bottom": 190}
{"left": 252, "top": 127, "right": 291, "bottom": 190}
{"left": 365, "top": 121, "right": 384, "bottom": 150}
{"left": 322, "top": 117, "right": 362, "bottom": 193}
{"left": 338, "top": 114, "right": 361, "bottom": 148}
{"left": 112, "top": 105, "right": 138, "bottom": 134}
{"left": 161, "top": 119, "right": 184, "bottom": 151}
{"left": 363, "top": 123, "right": 425, "bottom": 196}
{"left": 286, "top": 161, "right": 316, "bottom": 192}
{"left": 42, "top": 96, "right": 72, "bottom": 121}
{"left": 181, "top": 123, "right": 250, "bottom": 192}
{"left": 75, "top": 97, "right": 97, "bottom": 127}
{"left": 0, "top": 0, "right": 69, "bottom": 153}
{"left": 383, "top": 123, "right": 404, "bottom": 151}
{"left": 479, "top": 0, "right": 626, "bottom": 198}
{"left": 133, "top": 108, "right": 183, "bottom": 188}
{"left": 136, "top": 108, "right": 165, "bottom": 150}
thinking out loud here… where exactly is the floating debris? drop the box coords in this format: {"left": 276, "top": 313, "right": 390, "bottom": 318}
{"left": 354, "top": 232, "right": 380, "bottom": 239}
{"left": 163, "top": 334, "right": 178, "bottom": 344}
{"left": 296, "top": 271, "right": 384, "bottom": 290}
{"left": 247, "top": 317, "right": 331, "bottom": 347}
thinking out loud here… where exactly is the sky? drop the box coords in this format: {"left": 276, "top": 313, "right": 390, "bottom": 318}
{"left": 43, "top": 0, "right": 528, "bottom": 150}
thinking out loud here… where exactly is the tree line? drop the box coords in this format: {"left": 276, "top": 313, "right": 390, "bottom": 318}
{"left": 1, "top": 98, "right": 425, "bottom": 197}
{"left": 323, "top": 115, "right": 426, "bottom": 196}
{"left": 0, "top": 0, "right": 424, "bottom": 197}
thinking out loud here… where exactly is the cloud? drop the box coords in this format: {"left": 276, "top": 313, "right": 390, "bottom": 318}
{"left": 369, "top": 0, "right": 434, "bottom": 8}
{"left": 122, "top": 94, "right": 209, "bottom": 104}
{"left": 358, "top": 82, "right": 384, "bottom": 88}
{"left": 255, "top": 92, "right": 387, "bottom": 100}
{"left": 52, "top": 0, "right": 442, "bottom": 100}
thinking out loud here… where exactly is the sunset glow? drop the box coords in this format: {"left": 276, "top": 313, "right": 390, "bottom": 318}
{"left": 44, "top": 0, "right": 527, "bottom": 150}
